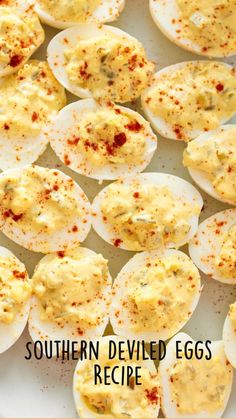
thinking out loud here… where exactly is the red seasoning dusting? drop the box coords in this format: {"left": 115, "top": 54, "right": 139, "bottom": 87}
{"left": 9, "top": 54, "right": 23, "bottom": 68}
{"left": 125, "top": 120, "right": 143, "bottom": 132}
{"left": 64, "top": 154, "right": 71, "bottom": 165}
{"left": 216, "top": 83, "right": 224, "bottom": 92}
{"left": 114, "top": 133, "right": 127, "bottom": 147}
{"left": 3, "top": 209, "right": 23, "bottom": 222}
{"left": 145, "top": 387, "right": 159, "bottom": 405}
{"left": 57, "top": 251, "right": 65, "bottom": 258}
{"left": 12, "top": 270, "right": 26, "bottom": 280}
{"left": 113, "top": 238, "right": 123, "bottom": 247}
{"left": 32, "top": 112, "right": 39, "bottom": 122}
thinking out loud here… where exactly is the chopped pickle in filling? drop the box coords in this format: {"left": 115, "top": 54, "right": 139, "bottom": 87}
{"left": 0, "top": 61, "right": 66, "bottom": 138}
{"left": 38, "top": 0, "right": 100, "bottom": 22}
{"left": 67, "top": 107, "right": 149, "bottom": 166}
{"left": 76, "top": 340, "right": 160, "bottom": 418}
{"left": 170, "top": 350, "right": 232, "bottom": 414}
{"left": 0, "top": 166, "right": 80, "bottom": 233}
{"left": 124, "top": 254, "right": 200, "bottom": 333}
{"left": 32, "top": 251, "right": 109, "bottom": 330}
{"left": 101, "top": 183, "right": 200, "bottom": 251}
{"left": 145, "top": 62, "right": 236, "bottom": 140}
{"left": 176, "top": 0, "right": 236, "bottom": 56}
{"left": 229, "top": 302, "right": 236, "bottom": 328}
{"left": 0, "top": 256, "right": 31, "bottom": 324}
{"left": 0, "top": 2, "right": 44, "bottom": 68}
{"left": 65, "top": 34, "right": 155, "bottom": 102}
{"left": 215, "top": 225, "right": 236, "bottom": 278}
{"left": 183, "top": 128, "right": 236, "bottom": 203}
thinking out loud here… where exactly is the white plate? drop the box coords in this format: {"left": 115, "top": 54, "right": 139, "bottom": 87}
{"left": 0, "top": 0, "right": 236, "bottom": 417}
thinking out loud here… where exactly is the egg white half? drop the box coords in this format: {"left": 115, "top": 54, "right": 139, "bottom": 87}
{"left": 30, "top": 0, "right": 126, "bottom": 29}
{"left": 159, "top": 332, "right": 233, "bottom": 418}
{"left": 189, "top": 209, "right": 236, "bottom": 284}
{"left": 73, "top": 335, "right": 160, "bottom": 419}
{"left": 186, "top": 125, "right": 236, "bottom": 206}
{"left": 110, "top": 248, "right": 201, "bottom": 342}
{"left": 149, "top": 0, "right": 236, "bottom": 58}
{"left": 48, "top": 99, "right": 157, "bottom": 180}
{"left": 92, "top": 172, "right": 203, "bottom": 251}
{"left": 141, "top": 61, "right": 235, "bottom": 141}
{"left": 47, "top": 24, "right": 148, "bottom": 99}
{"left": 28, "top": 247, "right": 112, "bottom": 356}
{"left": 0, "top": 165, "right": 91, "bottom": 253}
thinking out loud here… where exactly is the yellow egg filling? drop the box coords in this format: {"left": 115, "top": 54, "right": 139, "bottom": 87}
{"left": 38, "top": 0, "right": 100, "bottom": 22}
{"left": 144, "top": 62, "right": 236, "bottom": 140}
{"left": 66, "top": 106, "right": 150, "bottom": 167}
{"left": 183, "top": 127, "right": 236, "bottom": 203}
{"left": 75, "top": 340, "right": 160, "bottom": 418}
{"left": 176, "top": 0, "right": 236, "bottom": 56}
{"left": 0, "top": 166, "right": 80, "bottom": 234}
{"left": 65, "top": 34, "right": 154, "bottom": 102}
{"left": 32, "top": 251, "right": 109, "bottom": 332}
{"left": 122, "top": 253, "right": 200, "bottom": 333}
{"left": 169, "top": 349, "right": 232, "bottom": 414}
{"left": 215, "top": 225, "right": 236, "bottom": 279}
{"left": 0, "top": 256, "right": 31, "bottom": 324}
{"left": 101, "top": 182, "right": 200, "bottom": 251}
{"left": 0, "top": 2, "right": 44, "bottom": 69}
{"left": 0, "top": 61, "right": 66, "bottom": 138}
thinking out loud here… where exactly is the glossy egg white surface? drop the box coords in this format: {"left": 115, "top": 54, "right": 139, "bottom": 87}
{"left": 48, "top": 99, "right": 157, "bottom": 180}
{"left": 0, "top": 165, "right": 91, "bottom": 253}
{"left": 159, "top": 332, "right": 233, "bottom": 418}
{"left": 0, "top": 246, "right": 30, "bottom": 354}
{"left": 92, "top": 172, "right": 203, "bottom": 251}
{"left": 189, "top": 209, "right": 236, "bottom": 284}
{"left": 110, "top": 248, "right": 201, "bottom": 341}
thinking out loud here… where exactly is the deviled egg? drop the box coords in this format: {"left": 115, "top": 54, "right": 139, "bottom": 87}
{"left": 0, "top": 165, "right": 91, "bottom": 253}
{"left": 47, "top": 24, "right": 155, "bottom": 102}
{"left": 142, "top": 61, "right": 236, "bottom": 141}
{"left": 223, "top": 302, "right": 236, "bottom": 369}
{"left": 159, "top": 333, "right": 233, "bottom": 418}
{"left": 0, "top": 246, "right": 31, "bottom": 354}
{"left": 29, "top": 247, "right": 111, "bottom": 352}
{"left": 183, "top": 125, "right": 236, "bottom": 206}
{"left": 31, "top": 0, "right": 125, "bottom": 29}
{"left": 0, "top": 60, "right": 66, "bottom": 170}
{"left": 110, "top": 249, "right": 201, "bottom": 341}
{"left": 150, "top": 0, "right": 236, "bottom": 58}
{"left": 92, "top": 173, "right": 203, "bottom": 251}
{"left": 189, "top": 209, "right": 236, "bottom": 284}
{"left": 48, "top": 99, "right": 157, "bottom": 180}
{"left": 0, "top": 0, "right": 44, "bottom": 77}
{"left": 73, "top": 335, "right": 160, "bottom": 418}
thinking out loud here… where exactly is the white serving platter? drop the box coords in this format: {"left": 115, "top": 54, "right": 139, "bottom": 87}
{"left": 0, "top": 0, "right": 236, "bottom": 417}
